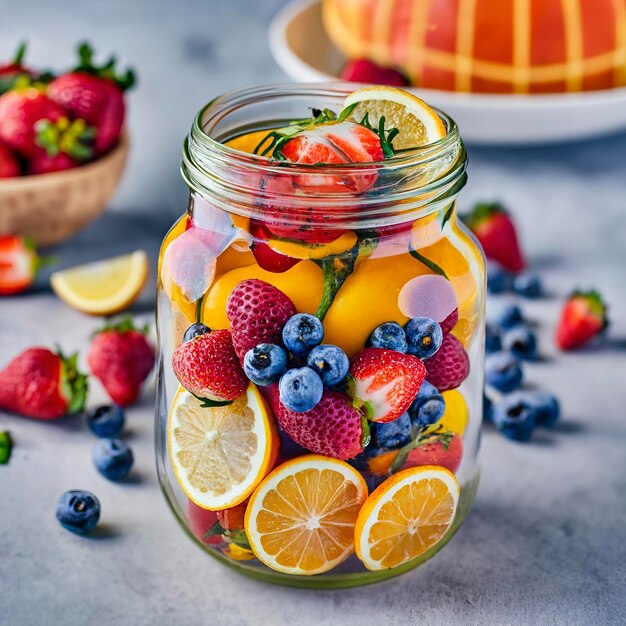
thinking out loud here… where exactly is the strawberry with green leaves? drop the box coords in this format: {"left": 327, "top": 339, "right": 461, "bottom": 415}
{"left": 462, "top": 202, "right": 525, "bottom": 272}
{"left": 556, "top": 290, "right": 608, "bottom": 350}
{"left": 0, "top": 42, "right": 33, "bottom": 94}
{"left": 0, "top": 235, "right": 51, "bottom": 295}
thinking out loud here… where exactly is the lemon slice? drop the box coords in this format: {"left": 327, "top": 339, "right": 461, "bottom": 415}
{"left": 51, "top": 250, "right": 148, "bottom": 315}
{"left": 168, "top": 385, "right": 277, "bottom": 511}
{"left": 354, "top": 465, "right": 459, "bottom": 571}
{"left": 245, "top": 455, "right": 368, "bottom": 575}
{"left": 343, "top": 87, "right": 447, "bottom": 149}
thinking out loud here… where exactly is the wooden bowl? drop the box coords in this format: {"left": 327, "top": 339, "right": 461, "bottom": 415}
{"left": 0, "top": 131, "right": 129, "bottom": 246}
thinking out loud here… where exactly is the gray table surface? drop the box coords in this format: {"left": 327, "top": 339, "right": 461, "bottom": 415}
{"left": 1, "top": 1, "right": 626, "bottom": 625}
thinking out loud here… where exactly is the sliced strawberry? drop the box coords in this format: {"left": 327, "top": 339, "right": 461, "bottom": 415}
{"left": 556, "top": 290, "right": 608, "bottom": 350}
{"left": 462, "top": 203, "right": 525, "bottom": 272}
{"left": 249, "top": 220, "right": 301, "bottom": 272}
{"left": 340, "top": 58, "right": 410, "bottom": 86}
{"left": 348, "top": 348, "right": 426, "bottom": 423}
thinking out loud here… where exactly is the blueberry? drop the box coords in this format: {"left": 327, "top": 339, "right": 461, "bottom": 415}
{"left": 93, "top": 438, "right": 134, "bottom": 481}
{"left": 483, "top": 392, "right": 494, "bottom": 423}
{"left": 306, "top": 344, "right": 349, "bottom": 387}
{"left": 279, "top": 367, "right": 324, "bottom": 412}
{"left": 56, "top": 490, "right": 100, "bottom": 535}
{"left": 408, "top": 381, "right": 445, "bottom": 427}
{"left": 282, "top": 313, "right": 324, "bottom": 357}
{"left": 183, "top": 322, "right": 210, "bottom": 343}
{"left": 487, "top": 263, "right": 513, "bottom": 294}
{"left": 502, "top": 325, "right": 538, "bottom": 360}
{"left": 243, "top": 343, "right": 287, "bottom": 386}
{"left": 86, "top": 405, "right": 125, "bottom": 438}
{"left": 493, "top": 303, "right": 523, "bottom": 331}
{"left": 491, "top": 392, "right": 537, "bottom": 442}
{"left": 485, "top": 351, "right": 523, "bottom": 392}
{"left": 512, "top": 272, "right": 543, "bottom": 298}
{"left": 485, "top": 324, "right": 502, "bottom": 353}
{"left": 527, "top": 391, "right": 560, "bottom": 428}
{"left": 373, "top": 413, "right": 412, "bottom": 448}
{"left": 367, "top": 322, "right": 408, "bottom": 353}
{"left": 405, "top": 317, "right": 443, "bottom": 359}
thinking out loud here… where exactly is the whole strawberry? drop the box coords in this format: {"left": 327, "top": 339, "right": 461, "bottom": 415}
{"left": 424, "top": 334, "right": 470, "bottom": 391}
{"left": 172, "top": 328, "right": 247, "bottom": 401}
{"left": 87, "top": 317, "right": 154, "bottom": 406}
{"left": 0, "top": 347, "right": 87, "bottom": 419}
{"left": 47, "top": 42, "right": 135, "bottom": 155}
{"left": 226, "top": 279, "right": 296, "bottom": 362}
{"left": 462, "top": 203, "right": 525, "bottom": 272}
{"left": 0, "top": 42, "right": 33, "bottom": 94}
{"left": 0, "top": 235, "right": 46, "bottom": 295}
{"left": 0, "top": 142, "right": 20, "bottom": 177}
{"left": 28, "top": 151, "right": 77, "bottom": 175}
{"left": 348, "top": 348, "right": 426, "bottom": 423}
{"left": 266, "top": 384, "right": 364, "bottom": 461}
{"left": 556, "top": 290, "right": 608, "bottom": 350}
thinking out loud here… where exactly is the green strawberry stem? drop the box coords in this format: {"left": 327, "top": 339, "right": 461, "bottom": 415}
{"left": 0, "top": 431, "right": 12, "bottom": 465}
{"left": 360, "top": 414, "right": 371, "bottom": 448}
{"left": 202, "top": 521, "right": 251, "bottom": 550}
{"left": 75, "top": 41, "right": 136, "bottom": 91}
{"left": 571, "top": 289, "right": 609, "bottom": 329}
{"left": 203, "top": 521, "right": 226, "bottom": 539}
{"left": 191, "top": 393, "right": 233, "bottom": 409}
{"left": 96, "top": 314, "right": 150, "bottom": 336}
{"left": 57, "top": 349, "right": 88, "bottom": 414}
{"left": 34, "top": 117, "right": 95, "bottom": 161}
{"left": 389, "top": 424, "right": 455, "bottom": 474}
{"left": 461, "top": 202, "right": 506, "bottom": 230}
{"left": 12, "top": 41, "right": 28, "bottom": 65}
{"left": 314, "top": 235, "right": 377, "bottom": 321}
{"left": 409, "top": 245, "right": 449, "bottom": 279}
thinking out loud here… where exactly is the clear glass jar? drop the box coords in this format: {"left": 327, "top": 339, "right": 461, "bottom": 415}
{"left": 156, "top": 84, "right": 485, "bottom": 588}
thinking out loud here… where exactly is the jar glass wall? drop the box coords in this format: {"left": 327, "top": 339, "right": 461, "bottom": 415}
{"left": 156, "top": 84, "right": 485, "bottom": 588}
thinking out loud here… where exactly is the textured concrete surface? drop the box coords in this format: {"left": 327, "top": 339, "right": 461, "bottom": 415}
{"left": 1, "top": 2, "right": 626, "bottom": 625}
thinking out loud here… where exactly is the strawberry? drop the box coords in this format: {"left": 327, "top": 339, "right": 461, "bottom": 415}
{"left": 226, "top": 279, "right": 296, "bottom": 362}
{"left": 555, "top": 290, "right": 608, "bottom": 350}
{"left": 266, "top": 384, "right": 364, "bottom": 460}
{"left": 171, "top": 329, "right": 247, "bottom": 401}
{"left": 340, "top": 58, "right": 410, "bottom": 86}
{"left": 249, "top": 220, "right": 301, "bottom": 273}
{"left": 462, "top": 203, "right": 525, "bottom": 272}
{"left": 0, "top": 347, "right": 87, "bottom": 420}
{"left": 348, "top": 348, "right": 426, "bottom": 423}
{"left": 424, "top": 334, "right": 470, "bottom": 391}
{"left": 28, "top": 150, "right": 77, "bottom": 175}
{"left": 0, "top": 89, "right": 65, "bottom": 157}
{"left": 0, "top": 235, "right": 46, "bottom": 295}
{"left": 0, "top": 142, "right": 20, "bottom": 177}
{"left": 0, "top": 42, "right": 33, "bottom": 94}
{"left": 187, "top": 500, "right": 222, "bottom": 545}
{"left": 87, "top": 317, "right": 155, "bottom": 406}
{"left": 47, "top": 42, "right": 135, "bottom": 155}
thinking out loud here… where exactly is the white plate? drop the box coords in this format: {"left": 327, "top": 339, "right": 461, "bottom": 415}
{"left": 269, "top": 0, "right": 626, "bottom": 145}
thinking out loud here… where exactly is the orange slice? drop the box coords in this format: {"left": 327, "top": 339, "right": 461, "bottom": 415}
{"left": 354, "top": 465, "right": 459, "bottom": 571}
{"left": 168, "top": 385, "right": 277, "bottom": 511}
{"left": 343, "top": 86, "right": 447, "bottom": 149}
{"left": 244, "top": 455, "right": 368, "bottom": 575}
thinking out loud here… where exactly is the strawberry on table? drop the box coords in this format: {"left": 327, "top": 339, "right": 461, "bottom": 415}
{"left": 556, "top": 290, "right": 608, "bottom": 350}
{"left": 0, "top": 235, "right": 46, "bottom": 295}
{"left": 348, "top": 348, "right": 426, "bottom": 423}
{"left": 87, "top": 317, "right": 155, "bottom": 406}
{"left": 0, "top": 142, "right": 20, "bottom": 177}
{"left": 462, "top": 202, "right": 525, "bottom": 272}
{"left": 172, "top": 328, "right": 247, "bottom": 402}
{"left": 0, "top": 347, "right": 87, "bottom": 420}
{"left": 47, "top": 42, "right": 135, "bottom": 155}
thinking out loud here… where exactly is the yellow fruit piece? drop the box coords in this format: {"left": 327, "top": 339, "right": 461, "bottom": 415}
{"left": 226, "top": 130, "right": 273, "bottom": 155}
{"left": 168, "top": 385, "right": 277, "bottom": 511}
{"left": 354, "top": 466, "right": 460, "bottom": 571}
{"left": 323, "top": 253, "right": 429, "bottom": 357}
{"left": 267, "top": 231, "right": 358, "bottom": 260}
{"left": 440, "top": 390, "right": 469, "bottom": 436}
{"left": 51, "top": 250, "right": 148, "bottom": 316}
{"left": 343, "top": 87, "right": 447, "bottom": 149}
{"left": 222, "top": 544, "right": 255, "bottom": 561}
{"left": 245, "top": 455, "right": 368, "bottom": 576}
{"left": 202, "top": 261, "right": 323, "bottom": 330}
{"left": 215, "top": 245, "right": 255, "bottom": 277}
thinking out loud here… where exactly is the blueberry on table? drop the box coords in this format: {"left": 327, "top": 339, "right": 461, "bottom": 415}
{"left": 373, "top": 413, "right": 412, "bottom": 448}
{"left": 93, "top": 438, "right": 134, "bottom": 481}
{"left": 513, "top": 272, "right": 543, "bottom": 298}
{"left": 282, "top": 313, "right": 324, "bottom": 357}
{"left": 86, "top": 405, "right": 125, "bottom": 438}
{"left": 183, "top": 323, "right": 210, "bottom": 343}
{"left": 367, "top": 322, "right": 408, "bottom": 353}
{"left": 483, "top": 392, "right": 494, "bottom": 423}
{"left": 408, "top": 381, "right": 445, "bottom": 427}
{"left": 56, "top": 490, "right": 100, "bottom": 535}
{"left": 487, "top": 263, "right": 513, "bottom": 294}
{"left": 485, "top": 324, "right": 502, "bottom": 353}
{"left": 306, "top": 344, "right": 350, "bottom": 387}
{"left": 279, "top": 367, "right": 323, "bottom": 412}
{"left": 485, "top": 351, "right": 523, "bottom": 393}
{"left": 502, "top": 325, "right": 538, "bottom": 360}
{"left": 243, "top": 343, "right": 287, "bottom": 386}
{"left": 526, "top": 391, "right": 560, "bottom": 428}
{"left": 492, "top": 393, "right": 537, "bottom": 442}
{"left": 405, "top": 317, "right": 443, "bottom": 359}
{"left": 493, "top": 303, "right": 523, "bottom": 331}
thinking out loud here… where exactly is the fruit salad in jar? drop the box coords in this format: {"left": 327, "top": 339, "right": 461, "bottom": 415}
{"left": 156, "top": 85, "right": 485, "bottom": 587}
